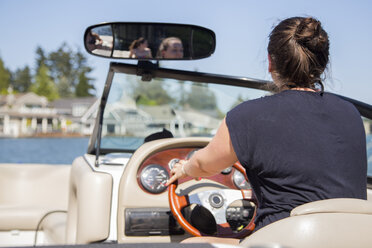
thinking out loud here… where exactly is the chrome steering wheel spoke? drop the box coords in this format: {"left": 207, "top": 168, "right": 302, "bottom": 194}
{"left": 188, "top": 189, "right": 244, "bottom": 224}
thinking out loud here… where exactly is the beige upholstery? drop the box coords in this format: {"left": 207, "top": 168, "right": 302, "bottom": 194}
{"left": 0, "top": 164, "right": 70, "bottom": 230}
{"left": 291, "top": 198, "right": 372, "bottom": 215}
{"left": 241, "top": 198, "right": 372, "bottom": 248}
{"left": 367, "top": 188, "right": 372, "bottom": 201}
{"left": 0, "top": 205, "right": 59, "bottom": 230}
{"left": 65, "top": 156, "right": 113, "bottom": 244}
{"left": 41, "top": 212, "right": 67, "bottom": 245}
{"left": 0, "top": 158, "right": 113, "bottom": 245}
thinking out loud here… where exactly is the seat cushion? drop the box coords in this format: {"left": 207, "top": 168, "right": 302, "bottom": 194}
{"left": 41, "top": 212, "right": 67, "bottom": 245}
{"left": 0, "top": 205, "right": 56, "bottom": 230}
{"left": 291, "top": 198, "right": 372, "bottom": 216}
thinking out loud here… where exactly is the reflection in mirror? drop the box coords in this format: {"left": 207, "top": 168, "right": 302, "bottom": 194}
{"left": 128, "top": 37, "right": 152, "bottom": 59}
{"left": 84, "top": 23, "right": 215, "bottom": 60}
{"left": 157, "top": 37, "right": 183, "bottom": 59}
{"left": 85, "top": 25, "right": 113, "bottom": 56}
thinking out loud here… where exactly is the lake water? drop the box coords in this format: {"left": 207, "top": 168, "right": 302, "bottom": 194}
{"left": 0, "top": 136, "right": 372, "bottom": 177}
{"left": 0, "top": 137, "right": 90, "bottom": 164}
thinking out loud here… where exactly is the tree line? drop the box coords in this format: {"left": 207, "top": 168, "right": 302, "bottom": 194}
{"left": 0, "top": 43, "right": 95, "bottom": 101}
{"left": 128, "top": 77, "right": 230, "bottom": 119}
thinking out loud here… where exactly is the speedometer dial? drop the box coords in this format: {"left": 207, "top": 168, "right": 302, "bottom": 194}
{"left": 233, "top": 170, "right": 251, "bottom": 189}
{"left": 140, "top": 164, "right": 169, "bottom": 194}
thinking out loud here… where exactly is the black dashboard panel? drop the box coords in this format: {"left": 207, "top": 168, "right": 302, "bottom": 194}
{"left": 125, "top": 208, "right": 184, "bottom": 236}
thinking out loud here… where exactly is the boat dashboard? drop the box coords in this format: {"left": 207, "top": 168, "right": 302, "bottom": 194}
{"left": 115, "top": 137, "right": 256, "bottom": 242}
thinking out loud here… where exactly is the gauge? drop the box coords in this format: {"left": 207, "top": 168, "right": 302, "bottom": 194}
{"left": 168, "top": 158, "right": 180, "bottom": 170}
{"left": 140, "top": 164, "right": 169, "bottom": 194}
{"left": 221, "top": 166, "right": 232, "bottom": 175}
{"left": 233, "top": 170, "right": 251, "bottom": 190}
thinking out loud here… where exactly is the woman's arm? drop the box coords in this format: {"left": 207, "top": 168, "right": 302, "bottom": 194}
{"left": 166, "top": 118, "right": 238, "bottom": 185}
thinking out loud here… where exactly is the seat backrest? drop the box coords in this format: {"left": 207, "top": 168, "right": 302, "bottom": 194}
{"left": 367, "top": 188, "right": 372, "bottom": 201}
{"left": 0, "top": 164, "right": 70, "bottom": 232}
{"left": 65, "top": 156, "right": 113, "bottom": 244}
{"left": 0, "top": 164, "right": 69, "bottom": 208}
{"left": 241, "top": 198, "right": 372, "bottom": 248}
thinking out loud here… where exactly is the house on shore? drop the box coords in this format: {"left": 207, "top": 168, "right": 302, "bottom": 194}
{"left": 51, "top": 97, "right": 98, "bottom": 135}
{"left": 0, "top": 93, "right": 98, "bottom": 138}
{"left": 0, "top": 92, "right": 59, "bottom": 137}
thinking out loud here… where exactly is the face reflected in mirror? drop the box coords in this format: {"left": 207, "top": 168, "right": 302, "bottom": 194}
{"left": 157, "top": 37, "right": 184, "bottom": 59}
{"left": 129, "top": 37, "right": 153, "bottom": 59}
{"left": 85, "top": 26, "right": 113, "bottom": 56}
{"left": 86, "top": 31, "right": 101, "bottom": 50}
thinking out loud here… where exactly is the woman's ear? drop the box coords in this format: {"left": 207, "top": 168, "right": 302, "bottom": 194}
{"left": 268, "top": 54, "right": 272, "bottom": 73}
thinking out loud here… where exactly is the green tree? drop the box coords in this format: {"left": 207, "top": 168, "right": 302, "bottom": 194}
{"left": 57, "top": 75, "right": 73, "bottom": 98}
{"left": 74, "top": 51, "right": 95, "bottom": 96}
{"left": 31, "top": 63, "right": 59, "bottom": 101}
{"left": 35, "top": 46, "right": 47, "bottom": 70}
{"left": 130, "top": 78, "right": 174, "bottom": 105}
{"left": 185, "top": 83, "right": 217, "bottom": 110}
{"left": 76, "top": 70, "right": 95, "bottom": 97}
{"left": 11, "top": 66, "right": 32, "bottom": 92}
{"left": 0, "top": 57, "right": 11, "bottom": 93}
{"left": 47, "top": 44, "right": 95, "bottom": 97}
{"left": 48, "top": 43, "right": 74, "bottom": 97}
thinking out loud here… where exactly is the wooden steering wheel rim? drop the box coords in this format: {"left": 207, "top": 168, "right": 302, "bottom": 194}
{"left": 168, "top": 162, "right": 256, "bottom": 238}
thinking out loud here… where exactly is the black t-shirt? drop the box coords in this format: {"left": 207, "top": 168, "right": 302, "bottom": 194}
{"left": 226, "top": 90, "right": 367, "bottom": 231}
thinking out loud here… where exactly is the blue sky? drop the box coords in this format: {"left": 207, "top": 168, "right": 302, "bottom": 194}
{"left": 0, "top": 0, "right": 371, "bottom": 105}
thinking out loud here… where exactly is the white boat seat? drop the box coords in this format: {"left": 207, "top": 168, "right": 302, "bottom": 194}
{"left": 241, "top": 198, "right": 372, "bottom": 248}
{"left": 291, "top": 198, "right": 372, "bottom": 215}
{"left": 65, "top": 156, "right": 113, "bottom": 244}
{"left": 0, "top": 164, "right": 70, "bottom": 246}
{"left": 40, "top": 211, "right": 67, "bottom": 245}
{"left": 366, "top": 188, "right": 372, "bottom": 201}
{"left": 0, "top": 205, "right": 57, "bottom": 230}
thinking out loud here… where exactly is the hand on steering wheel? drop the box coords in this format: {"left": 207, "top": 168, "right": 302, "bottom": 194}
{"left": 168, "top": 162, "right": 256, "bottom": 239}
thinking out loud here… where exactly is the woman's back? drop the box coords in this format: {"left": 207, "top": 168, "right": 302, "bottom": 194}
{"left": 226, "top": 90, "right": 367, "bottom": 230}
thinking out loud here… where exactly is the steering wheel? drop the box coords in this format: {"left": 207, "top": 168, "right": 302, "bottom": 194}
{"left": 168, "top": 162, "right": 257, "bottom": 239}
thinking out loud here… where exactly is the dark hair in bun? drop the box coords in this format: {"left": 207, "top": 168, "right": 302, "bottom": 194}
{"left": 268, "top": 17, "right": 329, "bottom": 91}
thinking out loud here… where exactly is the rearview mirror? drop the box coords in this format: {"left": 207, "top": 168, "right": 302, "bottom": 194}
{"left": 84, "top": 22, "right": 216, "bottom": 60}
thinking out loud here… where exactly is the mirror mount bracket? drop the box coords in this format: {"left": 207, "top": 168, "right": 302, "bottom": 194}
{"left": 136, "top": 61, "right": 158, "bottom": 82}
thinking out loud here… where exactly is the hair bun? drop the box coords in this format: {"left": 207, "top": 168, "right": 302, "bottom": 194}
{"left": 294, "top": 18, "right": 328, "bottom": 52}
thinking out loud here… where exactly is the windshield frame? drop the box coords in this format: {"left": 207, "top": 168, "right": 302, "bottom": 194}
{"left": 87, "top": 61, "right": 273, "bottom": 155}
{"left": 87, "top": 61, "right": 372, "bottom": 185}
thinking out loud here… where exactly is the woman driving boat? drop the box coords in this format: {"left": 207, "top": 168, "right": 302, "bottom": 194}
{"left": 166, "top": 16, "right": 367, "bottom": 243}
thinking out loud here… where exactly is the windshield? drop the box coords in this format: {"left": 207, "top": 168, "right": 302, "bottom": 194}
{"left": 99, "top": 71, "right": 372, "bottom": 178}
{"left": 100, "top": 72, "right": 268, "bottom": 151}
